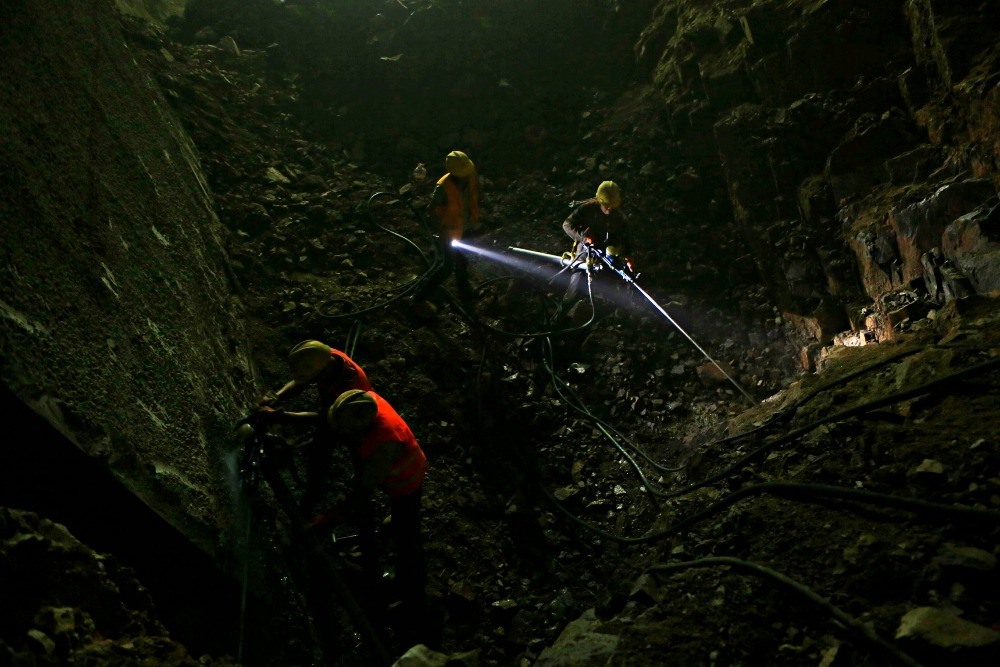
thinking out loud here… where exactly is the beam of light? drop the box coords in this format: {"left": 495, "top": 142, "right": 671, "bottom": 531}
{"left": 450, "top": 239, "right": 580, "bottom": 276}
{"left": 454, "top": 240, "right": 754, "bottom": 404}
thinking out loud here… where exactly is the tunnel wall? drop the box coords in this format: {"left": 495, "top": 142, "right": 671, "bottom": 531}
{"left": 0, "top": 0, "right": 254, "bottom": 553}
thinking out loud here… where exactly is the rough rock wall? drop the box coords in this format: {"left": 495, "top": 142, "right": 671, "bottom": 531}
{"left": 0, "top": 0, "right": 253, "bottom": 551}
{"left": 0, "top": 507, "right": 237, "bottom": 665}
{"left": 637, "top": 0, "right": 1000, "bottom": 351}
{"left": 115, "top": 0, "right": 186, "bottom": 24}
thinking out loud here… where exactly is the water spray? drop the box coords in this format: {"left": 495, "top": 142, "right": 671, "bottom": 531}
{"left": 233, "top": 419, "right": 264, "bottom": 665}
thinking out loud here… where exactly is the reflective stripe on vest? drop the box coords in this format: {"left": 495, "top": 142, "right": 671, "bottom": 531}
{"left": 383, "top": 447, "right": 427, "bottom": 495}
{"left": 357, "top": 392, "right": 427, "bottom": 497}
{"left": 434, "top": 174, "right": 479, "bottom": 242}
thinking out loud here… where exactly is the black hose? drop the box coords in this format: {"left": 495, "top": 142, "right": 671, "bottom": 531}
{"left": 540, "top": 338, "right": 683, "bottom": 503}
{"left": 542, "top": 337, "right": 685, "bottom": 475}
{"left": 660, "top": 356, "right": 1000, "bottom": 500}
{"left": 256, "top": 436, "right": 393, "bottom": 665}
{"left": 365, "top": 191, "right": 436, "bottom": 265}
{"left": 711, "top": 346, "right": 924, "bottom": 447}
{"left": 317, "top": 192, "right": 439, "bottom": 320}
{"left": 647, "top": 557, "right": 923, "bottom": 667}
{"left": 542, "top": 478, "right": 1000, "bottom": 545}
{"left": 465, "top": 274, "right": 598, "bottom": 339}
{"left": 343, "top": 319, "right": 363, "bottom": 358}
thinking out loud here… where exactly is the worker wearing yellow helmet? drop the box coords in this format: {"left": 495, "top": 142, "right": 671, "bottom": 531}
{"left": 312, "top": 389, "right": 431, "bottom": 647}
{"left": 257, "top": 340, "right": 372, "bottom": 412}
{"left": 563, "top": 181, "right": 626, "bottom": 252}
{"left": 410, "top": 150, "right": 481, "bottom": 311}
{"left": 253, "top": 340, "right": 374, "bottom": 512}
{"left": 560, "top": 180, "right": 630, "bottom": 303}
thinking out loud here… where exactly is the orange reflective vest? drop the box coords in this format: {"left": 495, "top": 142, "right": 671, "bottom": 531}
{"left": 432, "top": 173, "right": 479, "bottom": 242}
{"left": 318, "top": 349, "right": 373, "bottom": 408}
{"left": 357, "top": 392, "right": 427, "bottom": 497}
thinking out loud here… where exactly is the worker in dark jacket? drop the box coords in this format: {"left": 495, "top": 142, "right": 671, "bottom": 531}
{"left": 561, "top": 180, "right": 630, "bottom": 304}
{"left": 256, "top": 340, "right": 374, "bottom": 512}
{"left": 312, "top": 389, "right": 431, "bottom": 647}
{"left": 411, "top": 150, "right": 480, "bottom": 310}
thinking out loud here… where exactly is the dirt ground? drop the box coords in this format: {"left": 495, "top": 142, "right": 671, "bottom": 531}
{"left": 125, "top": 26, "right": 1000, "bottom": 667}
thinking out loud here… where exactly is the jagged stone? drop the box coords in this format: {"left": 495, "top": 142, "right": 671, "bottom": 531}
{"left": 895, "top": 606, "right": 1000, "bottom": 650}
{"left": 935, "top": 544, "right": 998, "bottom": 573}
{"left": 535, "top": 609, "right": 618, "bottom": 667}
{"left": 826, "top": 110, "right": 917, "bottom": 203}
{"left": 884, "top": 145, "right": 943, "bottom": 186}
{"left": 265, "top": 166, "right": 291, "bottom": 184}
{"left": 942, "top": 200, "right": 1000, "bottom": 294}
{"left": 782, "top": 297, "right": 850, "bottom": 344}
{"left": 922, "top": 247, "right": 975, "bottom": 304}
{"left": 218, "top": 36, "right": 240, "bottom": 57}
{"left": 890, "top": 178, "right": 996, "bottom": 284}
{"left": 392, "top": 644, "right": 479, "bottom": 667}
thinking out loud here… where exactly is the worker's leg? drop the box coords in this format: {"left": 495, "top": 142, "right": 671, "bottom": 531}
{"left": 413, "top": 238, "right": 454, "bottom": 300}
{"left": 352, "top": 495, "right": 389, "bottom": 630}
{"left": 300, "top": 429, "right": 333, "bottom": 515}
{"left": 390, "top": 491, "right": 426, "bottom": 607}
{"left": 389, "top": 490, "right": 432, "bottom": 645}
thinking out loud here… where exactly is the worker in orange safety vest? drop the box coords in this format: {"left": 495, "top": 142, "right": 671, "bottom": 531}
{"left": 411, "top": 149, "right": 480, "bottom": 310}
{"left": 255, "top": 340, "right": 374, "bottom": 514}
{"left": 312, "top": 389, "right": 431, "bottom": 647}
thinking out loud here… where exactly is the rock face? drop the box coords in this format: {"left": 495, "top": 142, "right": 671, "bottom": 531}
{"left": 637, "top": 0, "right": 1000, "bottom": 349}
{"left": 0, "top": 0, "right": 253, "bottom": 550}
{"left": 0, "top": 506, "right": 237, "bottom": 666}
{"left": 115, "top": 0, "right": 187, "bottom": 25}
{"left": 4, "top": 1, "right": 1000, "bottom": 666}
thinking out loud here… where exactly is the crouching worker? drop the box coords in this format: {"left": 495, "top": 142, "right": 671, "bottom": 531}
{"left": 255, "top": 340, "right": 373, "bottom": 514}
{"left": 311, "top": 389, "right": 431, "bottom": 648}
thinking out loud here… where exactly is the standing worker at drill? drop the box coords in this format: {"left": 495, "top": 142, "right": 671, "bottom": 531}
{"left": 561, "top": 180, "right": 631, "bottom": 307}
{"left": 410, "top": 150, "right": 481, "bottom": 311}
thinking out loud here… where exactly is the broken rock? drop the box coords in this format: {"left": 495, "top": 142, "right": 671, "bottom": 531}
{"left": 895, "top": 606, "right": 1000, "bottom": 651}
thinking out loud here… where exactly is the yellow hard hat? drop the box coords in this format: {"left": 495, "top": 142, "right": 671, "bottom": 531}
{"left": 596, "top": 181, "right": 622, "bottom": 209}
{"left": 327, "top": 389, "right": 378, "bottom": 434}
{"left": 288, "top": 340, "right": 332, "bottom": 384}
{"left": 606, "top": 245, "right": 621, "bottom": 257}
{"left": 445, "top": 150, "right": 475, "bottom": 178}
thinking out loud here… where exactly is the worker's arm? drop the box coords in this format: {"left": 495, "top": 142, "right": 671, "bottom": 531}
{"left": 252, "top": 406, "right": 322, "bottom": 427}
{"left": 427, "top": 183, "right": 447, "bottom": 222}
{"left": 328, "top": 440, "right": 404, "bottom": 524}
{"left": 562, "top": 204, "right": 593, "bottom": 245}
{"left": 258, "top": 379, "right": 307, "bottom": 406}
{"left": 279, "top": 410, "right": 322, "bottom": 424}
{"left": 311, "top": 441, "right": 406, "bottom": 535}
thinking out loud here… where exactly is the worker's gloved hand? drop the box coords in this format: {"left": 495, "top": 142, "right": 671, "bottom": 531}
{"left": 299, "top": 507, "right": 346, "bottom": 552}
{"left": 307, "top": 504, "right": 348, "bottom": 533}
{"left": 253, "top": 405, "right": 284, "bottom": 424}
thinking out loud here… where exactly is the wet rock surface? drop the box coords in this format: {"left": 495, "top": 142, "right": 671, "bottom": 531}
{"left": 2, "top": 1, "right": 1000, "bottom": 666}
